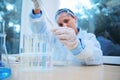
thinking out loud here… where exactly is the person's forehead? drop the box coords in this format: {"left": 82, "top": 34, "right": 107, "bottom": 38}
{"left": 56, "top": 12, "right": 71, "bottom": 20}
{"left": 55, "top": 8, "right": 75, "bottom": 19}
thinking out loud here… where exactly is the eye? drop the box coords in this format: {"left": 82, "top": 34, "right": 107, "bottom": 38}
{"left": 64, "top": 19, "right": 69, "bottom": 23}
{"left": 58, "top": 23, "right": 63, "bottom": 27}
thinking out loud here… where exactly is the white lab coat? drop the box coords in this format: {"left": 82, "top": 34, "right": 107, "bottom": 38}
{"left": 29, "top": 11, "right": 103, "bottom": 66}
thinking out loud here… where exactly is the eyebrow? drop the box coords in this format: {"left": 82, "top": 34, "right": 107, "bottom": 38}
{"left": 56, "top": 13, "right": 74, "bottom": 21}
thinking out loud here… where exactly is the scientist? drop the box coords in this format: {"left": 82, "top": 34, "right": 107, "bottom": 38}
{"left": 29, "top": 0, "right": 103, "bottom": 66}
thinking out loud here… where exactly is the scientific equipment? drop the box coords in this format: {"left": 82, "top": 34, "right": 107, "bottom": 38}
{"left": 30, "top": 0, "right": 69, "bottom": 66}
{"left": 0, "top": 21, "right": 11, "bottom": 80}
{"left": 20, "top": 34, "right": 54, "bottom": 71}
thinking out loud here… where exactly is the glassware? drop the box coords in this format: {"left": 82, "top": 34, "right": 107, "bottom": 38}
{"left": 20, "top": 33, "right": 54, "bottom": 71}
{"left": 0, "top": 33, "right": 11, "bottom": 80}
{"left": 0, "top": 21, "right": 11, "bottom": 80}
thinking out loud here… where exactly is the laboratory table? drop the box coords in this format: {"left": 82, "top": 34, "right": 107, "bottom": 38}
{"left": 10, "top": 63, "right": 120, "bottom": 80}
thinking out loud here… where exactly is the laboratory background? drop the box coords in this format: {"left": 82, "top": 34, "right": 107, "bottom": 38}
{"left": 0, "top": 0, "right": 120, "bottom": 59}
{"left": 0, "top": 0, "right": 120, "bottom": 80}
{"left": 0, "top": 0, "right": 120, "bottom": 56}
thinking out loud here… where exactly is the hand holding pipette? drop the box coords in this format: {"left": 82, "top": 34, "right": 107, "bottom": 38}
{"left": 31, "top": 0, "right": 57, "bottom": 29}
{"left": 31, "top": 0, "right": 41, "bottom": 14}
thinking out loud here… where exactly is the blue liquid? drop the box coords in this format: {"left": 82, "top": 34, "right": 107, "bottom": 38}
{"left": 0, "top": 67, "right": 11, "bottom": 80}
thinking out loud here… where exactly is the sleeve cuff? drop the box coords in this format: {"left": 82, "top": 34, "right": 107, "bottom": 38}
{"left": 71, "top": 39, "right": 85, "bottom": 55}
{"left": 30, "top": 10, "right": 42, "bottom": 19}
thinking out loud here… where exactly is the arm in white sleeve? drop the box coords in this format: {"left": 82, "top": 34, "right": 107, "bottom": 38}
{"left": 71, "top": 39, "right": 85, "bottom": 55}
{"left": 71, "top": 33, "right": 103, "bottom": 65}
{"left": 29, "top": 10, "right": 47, "bottom": 33}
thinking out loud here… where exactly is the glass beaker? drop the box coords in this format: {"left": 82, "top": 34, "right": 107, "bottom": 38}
{"left": 0, "top": 33, "right": 11, "bottom": 80}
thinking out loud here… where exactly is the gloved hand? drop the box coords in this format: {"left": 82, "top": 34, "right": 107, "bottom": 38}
{"left": 31, "top": 0, "right": 41, "bottom": 14}
{"left": 51, "top": 27, "right": 80, "bottom": 50}
{"left": 31, "top": 0, "right": 40, "bottom": 9}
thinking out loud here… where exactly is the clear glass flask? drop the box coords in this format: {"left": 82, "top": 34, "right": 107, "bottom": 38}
{"left": 0, "top": 21, "right": 11, "bottom": 80}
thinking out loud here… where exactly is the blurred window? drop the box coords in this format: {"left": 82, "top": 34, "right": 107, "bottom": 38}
{"left": 60, "top": 0, "right": 120, "bottom": 56}
{"left": 0, "top": 0, "right": 22, "bottom": 54}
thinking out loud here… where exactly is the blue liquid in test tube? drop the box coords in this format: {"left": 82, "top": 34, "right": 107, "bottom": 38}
{"left": 42, "top": 43, "right": 46, "bottom": 53}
